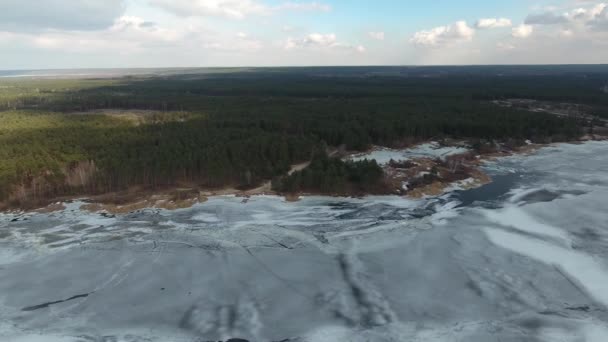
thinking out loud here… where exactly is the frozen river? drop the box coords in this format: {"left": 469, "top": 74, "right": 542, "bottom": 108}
{"left": 1, "top": 141, "right": 608, "bottom": 342}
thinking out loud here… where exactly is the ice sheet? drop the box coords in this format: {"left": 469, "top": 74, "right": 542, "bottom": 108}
{"left": 1, "top": 141, "right": 608, "bottom": 341}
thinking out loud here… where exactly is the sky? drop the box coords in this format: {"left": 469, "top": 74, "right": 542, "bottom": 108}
{"left": 0, "top": 0, "right": 607, "bottom": 69}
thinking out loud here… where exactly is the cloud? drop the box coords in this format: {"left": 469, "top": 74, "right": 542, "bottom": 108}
{"left": 148, "top": 0, "right": 331, "bottom": 19}
{"left": 285, "top": 33, "right": 336, "bottom": 49}
{"left": 525, "top": 13, "right": 569, "bottom": 25}
{"left": 368, "top": 31, "right": 385, "bottom": 40}
{"left": 22, "top": 16, "right": 185, "bottom": 53}
{"left": 233, "top": 31, "right": 264, "bottom": 50}
{"left": 112, "top": 16, "right": 157, "bottom": 31}
{"left": 560, "top": 28, "right": 574, "bottom": 37}
{"left": 524, "top": 3, "right": 608, "bottom": 31}
{"left": 512, "top": 24, "right": 534, "bottom": 38}
{"left": 476, "top": 18, "right": 512, "bottom": 29}
{"left": 304, "top": 33, "right": 337, "bottom": 46}
{"left": 0, "top": 0, "right": 125, "bottom": 31}
{"left": 3, "top": 0, "right": 608, "bottom": 68}
{"left": 496, "top": 42, "right": 516, "bottom": 50}
{"left": 587, "top": 3, "right": 608, "bottom": 31}
{"left": 410, "top": 21, "right": 475, "bottom": 46}
{"left": 276, "top": 1, "right": 331, "bottom": 12}
{"left": 149, "top": 0, "right": 268, "bottom": 19}
{"left": 0, "top": 15, "right": 266, "bottom": 57}
{"left": 284, "top": 33, "right": 365, "bottom": 52}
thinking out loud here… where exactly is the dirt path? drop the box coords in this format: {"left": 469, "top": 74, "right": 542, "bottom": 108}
{"left": 288, "top": 161, "right": 311, "bottom": 175}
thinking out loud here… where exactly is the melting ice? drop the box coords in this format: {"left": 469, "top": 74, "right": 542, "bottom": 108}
{"left": 1, "top": 141, "right": 608, "bottom": 341}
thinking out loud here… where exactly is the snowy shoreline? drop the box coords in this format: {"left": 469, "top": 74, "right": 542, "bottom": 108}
{"left": 0, "top": 140, "right": 517, "bottom": 214}
{"left": 1, "top": 140, "right": 608, "bottom": 341}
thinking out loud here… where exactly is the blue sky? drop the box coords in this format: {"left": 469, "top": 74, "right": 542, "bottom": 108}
{"left": 0, "top": 0, "right": 607, "bottom": 69}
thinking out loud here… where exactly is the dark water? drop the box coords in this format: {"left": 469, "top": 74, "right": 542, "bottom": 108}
{"left": 455, "top": 172, "right": 525, "bottom": 207}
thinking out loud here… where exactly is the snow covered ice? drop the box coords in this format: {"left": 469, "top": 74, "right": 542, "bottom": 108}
{"left": 1, "top": 141, "right": 608, "bottom": 342}
{"left": 349, "top": 142, "right": 470, "bottom": 165}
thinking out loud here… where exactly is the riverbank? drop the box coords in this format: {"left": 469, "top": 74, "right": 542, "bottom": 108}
{"left": 2, "top": 136, "right": 606, "bottom": 215}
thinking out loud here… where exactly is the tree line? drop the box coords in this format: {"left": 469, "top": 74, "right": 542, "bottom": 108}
{"left": 0, "top": 69, "right": 596, "bottom": 206}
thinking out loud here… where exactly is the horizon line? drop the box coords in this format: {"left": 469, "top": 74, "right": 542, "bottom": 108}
{"left": 2, "top": 63, "right": 608, "bottom": 73}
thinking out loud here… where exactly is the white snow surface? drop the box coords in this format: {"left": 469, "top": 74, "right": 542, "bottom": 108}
{"left": 1, "top": 141, "right": 608, "bottom": 342}
{"left": 350, "top": 141, "right": 470, "bottom": 164}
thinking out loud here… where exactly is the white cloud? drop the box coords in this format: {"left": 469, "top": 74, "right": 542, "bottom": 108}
{"left": 112, "top": 16, "right": 156, "bottom": 31}
{"left": 233, "top": 31, "right": 264, "bottom": 50}
{"left": 284, "top": 38, "right": 298, "bottom": 50}
{"left": 0, "top": 32, "right": 17, "bottom": 44}
{"left": 284, "top": 33, "right": 365, "bottom": 53}
{"left": 476, "top": 18, "right": 512, "bottom": 29}
{"left": 587, "top": 3, "right": 608, "bottom": 31}
{"left": 410, "top": 21, "right": 475, "bottom": 46}
{"left": 0, "top": 15, "right": 266, "bottom": 57}
{"left": 2, "top": 0, "right": 608, "bottom": 68}
{"left": 276, "top": 2, "right": 331, "bottom": 12}
{"left": 524, "top": 3, "right": 608, "bottom": 31}
{"left": 148, "top": 0, "right": 331, "bottom": 19}
{"left": 305, "top": 33, "right": 336, "bottom": 46}
{"left": 20, "top": 16, "right": 185, "bottom": 53}
{"left": 408, "top": 2, "right": 607, "bottom": 62}
{"left": 149, "top": 0, "right": 269, "bottom": 19}
{"left": 0, "top": 0, "right": 125, "bottom": 31}
{"left": 285, "top": 33, "right": 336, "bottom": 49}
{"left": 560, "top": 28, "right": 574, "bottom": 37}
{"left": 525, "top": 12, "right": 569, "bottom": 25}
{"left": 512, "top": 24, "right": 534, "bottom": 38}
{"left": 496, "top": 42, "right": 516, "bottom": 50}
{"left": 368, "top": 31, "right": 385, "bottom": 40}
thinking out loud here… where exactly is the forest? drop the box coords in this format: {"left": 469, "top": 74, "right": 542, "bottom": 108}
{"left": 272, "top": 150, "right": 386, "bottom": 195}
{"left": 1, "top": 66, "right": 605, "bottom": 207}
